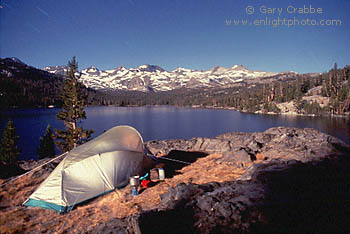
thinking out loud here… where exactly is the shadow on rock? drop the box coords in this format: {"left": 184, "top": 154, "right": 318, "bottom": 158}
{"left": 157, "top": 150, "right": 208, "bottom": 178}
{"left": 138, "top": 208, "right": 196, "bottom": 234}
{"left": 137, "top": 153, "right": 350, "bottom": 234}
{"left": 0, "top": 163, "right": 26, "bottom": 179}
{"left": 256, "top": 156, "right": 350, "bottom": 233}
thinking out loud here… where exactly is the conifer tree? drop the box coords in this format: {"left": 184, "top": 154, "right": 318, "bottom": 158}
{"left": 0, "top": 120, "right": 21, "bottom": 165}
{"left": 54, "top": 57, "right": 93, "bottom": 152}
{"left": 37, "top": 124, "right": 56, "bottom": 159}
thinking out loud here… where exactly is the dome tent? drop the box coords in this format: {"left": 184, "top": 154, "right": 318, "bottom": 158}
{"left": 24, "top": 125, "right": 151, "bottom": 212}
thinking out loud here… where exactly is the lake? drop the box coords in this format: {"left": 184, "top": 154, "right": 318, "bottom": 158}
{"left": 0, "top": 106, "right": 349, "bottom": 160}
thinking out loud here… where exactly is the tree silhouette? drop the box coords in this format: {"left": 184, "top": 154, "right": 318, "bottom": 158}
{"left": 0, "top": 120, "right": 21, "bottom": 165}
{"left": 37, "top": 124, "right": 56, "bottom": 159}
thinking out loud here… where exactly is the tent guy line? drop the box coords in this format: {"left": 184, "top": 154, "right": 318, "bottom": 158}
{"left": 153, "top": 155, "right": 191, "bottom": 165}
{"left": 0, "top": 152, "right": 68, "bottom": 188}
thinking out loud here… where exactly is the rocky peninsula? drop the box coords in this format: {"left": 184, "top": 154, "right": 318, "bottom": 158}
{"left": 0, "top": 127, "right": 349, "bottom": 233}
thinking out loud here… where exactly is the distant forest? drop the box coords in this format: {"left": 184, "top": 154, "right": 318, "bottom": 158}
{"left": 104, "top": 64, "right": 350, "bottom": 116}
{"left": 0, "top": 58, "right": 349, "bottom": 116}
{"left": 0, "top": 58, "right": 119, "bottom": 108}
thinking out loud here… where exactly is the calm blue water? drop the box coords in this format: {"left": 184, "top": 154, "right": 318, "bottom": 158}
{"left": 0, "top": 106, "right": 349, "bottom": 160}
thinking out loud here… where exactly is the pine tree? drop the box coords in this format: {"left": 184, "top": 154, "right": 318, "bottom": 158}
{"left": 54, "top": 57, "right": 93, "bottom": 152}
{"left": 0, "top": 120, "right": 21, "bottom": 165}
{"left": 37, "top": 124, "right": 56, "bottom": 159}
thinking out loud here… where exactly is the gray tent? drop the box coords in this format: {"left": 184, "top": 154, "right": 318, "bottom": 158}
{"left": 24, "top": 125, "right": 152, "bottom": 212}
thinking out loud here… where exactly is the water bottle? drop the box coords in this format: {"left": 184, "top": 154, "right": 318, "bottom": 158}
{"left": 158, "top": 168, "right": 165, "bottom": 181}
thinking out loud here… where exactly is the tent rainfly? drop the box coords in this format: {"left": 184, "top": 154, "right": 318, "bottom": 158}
{"left": 24, "top": 125, "right": 152, "bottom": 212}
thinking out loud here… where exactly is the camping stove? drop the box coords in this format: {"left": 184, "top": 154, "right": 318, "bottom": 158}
{"left": 130, "top": 176, "right": 140, "bottom": 196}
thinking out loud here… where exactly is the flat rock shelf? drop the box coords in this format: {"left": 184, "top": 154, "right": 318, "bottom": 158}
{"left": 0, "top": 127, "right": 349, "bottom": 233}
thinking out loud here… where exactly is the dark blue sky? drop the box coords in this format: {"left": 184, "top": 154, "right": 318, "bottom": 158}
{"left": 1, "top": 0, "right": 349, "bottom": 73}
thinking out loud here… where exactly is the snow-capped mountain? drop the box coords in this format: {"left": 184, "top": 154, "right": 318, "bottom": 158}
{"left": 43, "top": 64, "right": 298, "bottom": 92}
{"left": 43, "top": 65, "right": 68, "bottom": 76}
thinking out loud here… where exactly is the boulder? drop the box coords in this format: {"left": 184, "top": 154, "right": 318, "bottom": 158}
{"left": 218, "top": 149, "right": 252, "bottom": 167}
{"left": 135, "top": 155, "right": 350, "bottom": 233}
{"left": 135, "top": 127, "right": 350, "bottom": 233}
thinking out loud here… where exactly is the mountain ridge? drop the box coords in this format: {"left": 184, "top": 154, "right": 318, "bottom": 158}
{"left": 0, "top": 57, "right": 120, "bottom": 108}
{"left": 43, "top": 62, "right": 299, "bottom": 92}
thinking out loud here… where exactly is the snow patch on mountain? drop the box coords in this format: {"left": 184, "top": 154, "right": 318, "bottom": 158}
{"left": 43, "top": 64, "right": 298, "bottom": 92}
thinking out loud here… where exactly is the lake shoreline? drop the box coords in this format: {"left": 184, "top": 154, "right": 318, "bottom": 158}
{"left": 186, "top": 104, "right": 350, "bottom": 118}
{"left": 2, "top": 103, "right": 350, "bottom": 118}
{"left": 1, "top": 106, "right": 349, "bottom": 161}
